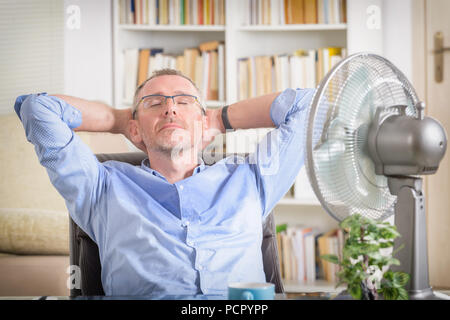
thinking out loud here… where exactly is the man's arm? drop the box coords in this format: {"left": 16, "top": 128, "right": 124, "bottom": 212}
{"left": 14, "top": 93, "right": 111, "bottom": 241}
{"left": 208, "top": 88, "right": 315, "bottom": 219}
{"left": 52, "top": 94, "right": 130, "bottom": 134}
{"left": 51, "top": 94, "right": 145, "bottom": 151}
{"left": 206, "top": 92, "right": 281, "bottom": 134}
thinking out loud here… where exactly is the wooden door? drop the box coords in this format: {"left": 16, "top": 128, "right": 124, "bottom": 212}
{"left": 425, "top": 0, "right": 450, "bottom": 289}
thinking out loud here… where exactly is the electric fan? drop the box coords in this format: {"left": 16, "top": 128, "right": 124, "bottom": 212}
{"left": 305, "top": 52, "right": 447, "bottom": 300}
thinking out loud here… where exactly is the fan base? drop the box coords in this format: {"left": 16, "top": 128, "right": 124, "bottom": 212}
{"left": 409, "top": 287, "right": 448, "bottom": 300}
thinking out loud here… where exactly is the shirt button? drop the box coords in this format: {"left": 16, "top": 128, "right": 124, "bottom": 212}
{"left": 198, "top": 265, "right": 203, "bottom": 271}
{"left": 179, "top": 185, "right": 184, "bottom": 191}
{"left": 187, "top": 240, "right": 194, "bottom": 246}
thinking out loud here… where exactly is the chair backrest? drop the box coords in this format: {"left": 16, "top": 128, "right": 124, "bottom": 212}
{"left": 69, "top": 152, "right": 284, "bottom": 296}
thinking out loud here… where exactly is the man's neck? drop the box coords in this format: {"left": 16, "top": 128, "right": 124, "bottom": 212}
{"left": 147, "top": 148, "right": 201, "bottom": 184}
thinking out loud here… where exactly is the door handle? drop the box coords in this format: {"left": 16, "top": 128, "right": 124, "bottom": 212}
{"left": 435, "top": 31, "right": 450, "bottom": 83}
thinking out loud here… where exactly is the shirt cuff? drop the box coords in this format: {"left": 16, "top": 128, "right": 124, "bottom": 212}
{"left": 270, "top": 88, "right": 315, "bottom": 127}
{"left": 59, "top": 99, "right": 83, "bottom": 129}
{"left": 16, "top": 92, "right": 82, "bottom": 130}
{"left": 270, "top": 88, "right": 296, "bottom": 127}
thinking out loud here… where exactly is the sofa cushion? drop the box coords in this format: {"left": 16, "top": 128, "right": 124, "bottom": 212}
{"left": 0, "top": 208, "right": 69, "bottom": 255}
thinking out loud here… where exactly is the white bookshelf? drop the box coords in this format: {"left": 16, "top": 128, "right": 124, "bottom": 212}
{"left": 119, "top": 24, "right": 226, "bottom": 32}
{"left": 238, "top": 23, "right": 347, "bottom": 31}
{"left": 111, "top": 0, "right": 384, "bottom": 293}
{"left": 278, "top": 196, "right": 319, "bottom": 206}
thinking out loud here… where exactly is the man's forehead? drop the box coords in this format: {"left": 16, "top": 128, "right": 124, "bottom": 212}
{"left": 141, "top": 75, "right": 198, "bottom": 95}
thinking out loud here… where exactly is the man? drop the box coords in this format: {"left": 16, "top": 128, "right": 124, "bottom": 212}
{"left": 14, "top": 69, "right": 314, "bottom": 296}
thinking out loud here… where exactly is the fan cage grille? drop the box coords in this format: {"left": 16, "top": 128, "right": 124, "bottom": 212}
{"left": 305, "top": 53, "right": 419, "bottom": 222}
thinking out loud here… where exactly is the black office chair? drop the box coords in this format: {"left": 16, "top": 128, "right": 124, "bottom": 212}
{"left": 69, "top": 152, "right": 284, "bottom": 297}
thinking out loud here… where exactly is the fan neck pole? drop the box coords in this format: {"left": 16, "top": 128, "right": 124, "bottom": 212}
{"left": 388, "top": 177, "right": 438, "bottom": 299}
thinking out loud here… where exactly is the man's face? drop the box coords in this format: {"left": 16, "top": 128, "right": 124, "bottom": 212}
{"left": 130, "top": 75, "right": 206, "bottom": 157}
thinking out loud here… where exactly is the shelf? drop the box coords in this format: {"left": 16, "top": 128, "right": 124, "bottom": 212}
{"left": 283, "top": 279, "right": 344, "bottom": 293}
{"left": 239, "top": 23, "right": 347, "bottom": 32}
{"left": 119, "top": 24, "right": 225, "bottom": 32}
{"left": 277, "top": 196, "right": 320, "bottom": 206}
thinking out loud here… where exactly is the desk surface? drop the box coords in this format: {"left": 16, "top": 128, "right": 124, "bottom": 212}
{"left": 2, "top": 290, "right": 449, "bottom": 300}
{"left": 0, "top": 293, "right": 328, "bottom": 300}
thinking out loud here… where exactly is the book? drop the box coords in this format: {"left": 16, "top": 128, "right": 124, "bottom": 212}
{"left": 317, "top": 228, "right": 344, "bottom": 283}
{"left": 119, "top": 0, "right": 127, "bottom": 24}
{"left": 194, "top": 54, "right": 203, "bottom": 93}
{"left": 208, "top": 50, "right": 218, "bottom": 100}
{"left": 305, "top": 231, "right": 316, "bottom": 282}
{"left": 270, "top": 0, "right": 279, "bottom": 25}
{"left": 183, "top": 47, "right": 200, "bottom": 82}
{"left": 201, "top": 51, "right": 210, "bottom": 100}
{"left": 278, "top": 225, "right": 316, "bottom": 282}
{"left": 199, "top": 40, "right": 220, "bottom": 52}
{"left": 304, "top": 0, "right": 317, "bottom": 24}
{"left": 217, "top": 43, "right": 225, "bottom": 101}
{"left": 123, "top": 48, "right": 139, "bottom": 104}
{"left": 291, "top": 0, "right": 305, "bottom": 24}
{"left": 119, "top": 0, "right": 226, "bottom": 26}
{"left": 198, "top": 0, "right": 204, "bottom": 24}
{"left": 284, "top": 0, "right": 290, "bottom": 24}
{"left": 273, "top": 54, "right": 281, "bottom": 92}
{"left": 255, "top": 56, "right": 265, "bottom": 97}
{"left": 317, "top": 0, "right": 325, "bottom": 24}
{"left": 280, "top": 231, "right": 291, "bottom": 280}
{"left": 248, "top": 56, "right": 257, "bottom": 98}
{"left": 276, "top": 228, "right": 285, "bottom": 279}
{"left": 238, "top": 58, "right": 249, "bottom": 100}
{"left": 262, "top": 55, "right": 272, "bottom": 95}
{"left": 131, "top": 0, "right": 136, "bottom": 24}
{"left": 147, "top": 48, "right": 164, "bottom": 77}
{"left": 137, "top": 48, "right": 150, "bottom": 86}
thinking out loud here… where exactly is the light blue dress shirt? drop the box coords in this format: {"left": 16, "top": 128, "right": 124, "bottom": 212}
{"left": 14, "top": 87, "right": 315, "bottom": 296}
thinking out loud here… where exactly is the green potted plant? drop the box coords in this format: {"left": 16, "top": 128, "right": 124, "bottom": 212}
{"left": 321, "top": 214, "right": 410, "bottom": 300}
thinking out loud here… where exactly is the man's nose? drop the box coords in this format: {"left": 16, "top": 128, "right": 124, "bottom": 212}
{"left": 164, "top": 97, "right": 177, "bottom": 116}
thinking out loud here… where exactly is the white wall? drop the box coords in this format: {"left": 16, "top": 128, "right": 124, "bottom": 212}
{"left": 346, "top": 0, "right": 414, "bottom": 82}
{"left": 382, "top": 0, "right": 414, "bottom": 82}
{"left": 347, "top": 0, "right": 384, "bottom": 55}
{"left": 64, "top": 0, "right": 113, "bottom": 105}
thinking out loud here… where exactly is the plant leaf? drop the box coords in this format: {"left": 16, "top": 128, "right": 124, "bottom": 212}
{"left": 387, "top": 257, "right": 401, "bottom": 266}
{"left": 321, "top": 254, "right": 339, "bottom": 264}
{"left": 397, "top": 287, "right": 409, "bottom": 300}
{"left": 349, "top": 283, "right": 362, "bottom": 300}
{"left": 393, "top": 272, "right": 410, "bottom": 287}
{"left": 382, "top": 287, "right": 398, "bottom": 300}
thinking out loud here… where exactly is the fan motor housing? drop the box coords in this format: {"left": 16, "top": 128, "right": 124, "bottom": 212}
{"left": 368, "top": 105, "right": 447, "bottom": 176}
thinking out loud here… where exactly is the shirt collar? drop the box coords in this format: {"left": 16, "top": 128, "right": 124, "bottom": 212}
{"left": 140, "top": 156, "right": 207, "bottom": 180}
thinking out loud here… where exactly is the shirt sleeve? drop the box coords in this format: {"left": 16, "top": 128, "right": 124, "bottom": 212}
{"left": 248, "top": 88, "right": 316, "bottom": 219}
{"left": 14, "top": 93, "right": 105, "bottom": 241}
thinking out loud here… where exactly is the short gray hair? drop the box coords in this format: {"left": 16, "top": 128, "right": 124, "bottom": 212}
{"left": 132, "top": 68, "right": 204, "bottom": 118}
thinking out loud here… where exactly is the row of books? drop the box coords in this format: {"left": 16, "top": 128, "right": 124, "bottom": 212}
{"left": 119, "top": 0, "right": 226, "bottom": 25}
{"left": 276, "top": 224, "right": 344, "bottom": 283}
{"left": 277, "top": 224, "right": 317, "bottom": 282}
{"left": 237, "top": 47, "right": 345, "bottom": 100}
{"left": 123, "top": 41, "right": 225, "bottom": 105}
{"left": 317, "top": 228, "right": 345, "bottom": 283}
{"left": 245, "top": 0, "right": 347, "bottom": 25}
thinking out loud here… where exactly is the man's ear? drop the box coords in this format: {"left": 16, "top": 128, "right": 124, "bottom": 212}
{"left": 128, "top": 119, "right": 145, "bottom": 150}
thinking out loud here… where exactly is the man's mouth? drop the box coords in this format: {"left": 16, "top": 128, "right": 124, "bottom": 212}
{"left": 159, "top": 123, "right": 184, "bottom": 131}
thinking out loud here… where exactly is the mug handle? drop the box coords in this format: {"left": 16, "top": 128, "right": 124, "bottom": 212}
{"left": 241, "top": 291, "right": 254, "bottom": 300}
